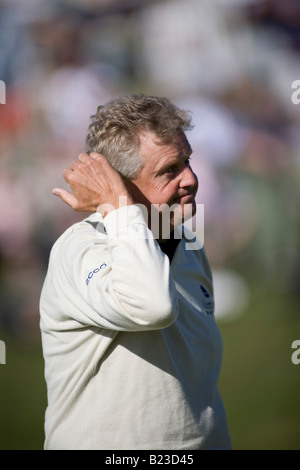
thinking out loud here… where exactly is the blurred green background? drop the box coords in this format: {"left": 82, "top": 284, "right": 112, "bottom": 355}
{"left": 0, "top": 0, "right": 300, "bottom": 450}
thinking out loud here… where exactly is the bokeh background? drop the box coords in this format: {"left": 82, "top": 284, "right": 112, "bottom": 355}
{"left": 0, "top": 0, "right": 300, "bottom": 450}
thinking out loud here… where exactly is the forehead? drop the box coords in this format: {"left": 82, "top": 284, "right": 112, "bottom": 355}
{"left": 139, "top": 131, "right": 191, "bottom": 166}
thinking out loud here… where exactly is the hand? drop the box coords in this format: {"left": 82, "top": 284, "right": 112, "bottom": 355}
{"left": 52, "top": 153, "right": 134, "bottom": 216}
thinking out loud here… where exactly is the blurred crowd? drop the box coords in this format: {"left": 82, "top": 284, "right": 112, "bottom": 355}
{"left": 0, "top": 0, "right": 299, "bottom": 337}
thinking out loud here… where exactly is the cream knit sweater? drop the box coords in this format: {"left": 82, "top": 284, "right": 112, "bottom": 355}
{"left": 40, "top": 205, "right": 231, "bottom": 450}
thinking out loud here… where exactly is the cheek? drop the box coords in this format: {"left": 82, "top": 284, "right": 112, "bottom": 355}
{"left": 148, "top": 179, "right": 175, "bottom": 203}
{"left": 193, "top": 172, "right": 199, "bottom": 194}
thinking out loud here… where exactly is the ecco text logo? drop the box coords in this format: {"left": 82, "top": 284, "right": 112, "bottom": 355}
{"left": 86, "top": 263, "right": 107, "bottom": 285}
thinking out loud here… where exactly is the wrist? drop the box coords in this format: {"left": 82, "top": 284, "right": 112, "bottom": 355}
{"left": 97, "top": 193, "right": 134, "bottom": 217}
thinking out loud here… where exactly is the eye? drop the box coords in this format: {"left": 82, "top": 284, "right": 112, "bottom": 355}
{"left": 165, "top": 165, "right": 177, "bottom": 175}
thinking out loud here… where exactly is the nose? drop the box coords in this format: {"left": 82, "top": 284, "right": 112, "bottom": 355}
{"left": 180, "top": 164, "right": 198, "bottom": 192}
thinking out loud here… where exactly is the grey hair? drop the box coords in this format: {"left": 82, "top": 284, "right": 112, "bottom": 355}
{"left": 85, "top": 93, "right": 193, "bottom": 179}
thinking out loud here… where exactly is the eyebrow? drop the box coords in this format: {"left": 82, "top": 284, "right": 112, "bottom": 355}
{"left": 154, "top": 149, "right": 193, "bottom": 176}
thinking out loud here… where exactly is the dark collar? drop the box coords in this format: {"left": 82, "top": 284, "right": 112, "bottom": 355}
{"left": 158, "top": 231, "right": 181, "bottom": 262}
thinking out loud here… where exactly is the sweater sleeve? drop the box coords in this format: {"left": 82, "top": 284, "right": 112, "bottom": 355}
{"left": 45, "top": 205, "right": 179, "bottom": 331}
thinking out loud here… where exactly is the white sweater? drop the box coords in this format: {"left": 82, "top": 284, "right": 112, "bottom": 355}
{"left": 40, "top": 205, "right": 231, "bottom": 450}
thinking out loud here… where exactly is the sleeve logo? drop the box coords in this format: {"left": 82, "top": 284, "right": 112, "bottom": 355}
{"left": 199, "top": 284, "right": 214, "bottom": 315}
{"left": 86, "top": 263, "right": 107, "bottom": 285}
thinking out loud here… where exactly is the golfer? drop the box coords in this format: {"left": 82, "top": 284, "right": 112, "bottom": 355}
{"left": 40, "top": 93, "right": 231, "bottom": 450}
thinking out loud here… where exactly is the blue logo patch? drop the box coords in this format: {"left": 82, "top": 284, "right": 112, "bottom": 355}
{"left": 86, "top": 263, "right": 107, "bottom": 285}
{"left": 199, "top": 284, "right": 214, "bottom": 315}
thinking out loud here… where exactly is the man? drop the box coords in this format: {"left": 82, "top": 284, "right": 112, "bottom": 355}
{"left": 40, "top": 93, "right": 231, "bottom": 450}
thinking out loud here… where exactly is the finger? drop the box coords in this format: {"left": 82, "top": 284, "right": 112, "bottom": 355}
{"left": 61, "top": 168, "right": 72, "bottom": 182}
{"left": 62, "top": 168, "right": 73, "bottom": 182}
{"left": 78, "top": 153, "right": 90, "bottom": 163}
{"left": 52, "top": 188, "right": 79, "bottom": 209}
{"left": 90, "top": 152, "right": 105, "bottom": 161}
{"left": 70, "top": 159, "right": 81, "bottom": 171}
{"left": 91, "top": 153, "right": 116, "bottom": 173}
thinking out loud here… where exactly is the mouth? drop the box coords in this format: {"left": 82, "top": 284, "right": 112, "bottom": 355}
{"left": 173, "top": 192, "right": 195, "bottom": 204}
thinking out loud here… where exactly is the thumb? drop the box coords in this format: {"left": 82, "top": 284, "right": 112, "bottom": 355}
{"left": 52, "top": 188, "right": 78, "bottom": 209}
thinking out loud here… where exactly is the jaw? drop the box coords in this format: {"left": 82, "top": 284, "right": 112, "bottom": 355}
{"left": 124, "top": 179, "right": 197, "bottom": 239}
{"left": 170, "top": 201, "right": 196, "bottom": 229}
{"left": 155, "top": 201, "right": 196, "bottom": 240}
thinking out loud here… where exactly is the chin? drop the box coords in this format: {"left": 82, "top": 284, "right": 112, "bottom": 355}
{"left": 171, "top": 202, "right": 195, "bottom": 229}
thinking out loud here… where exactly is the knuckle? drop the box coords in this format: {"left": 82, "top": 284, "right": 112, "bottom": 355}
{"left": 90, "top": 152, "right": 101, "bottom": 159}
{"left": 85, "top": 158, "right": 94, "bottom": 167}
{"left": 63, "top": 170, "right": 71, "bottom": 182}
{"left": 68, "top": 171, "right": 75, "bottom": 181}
